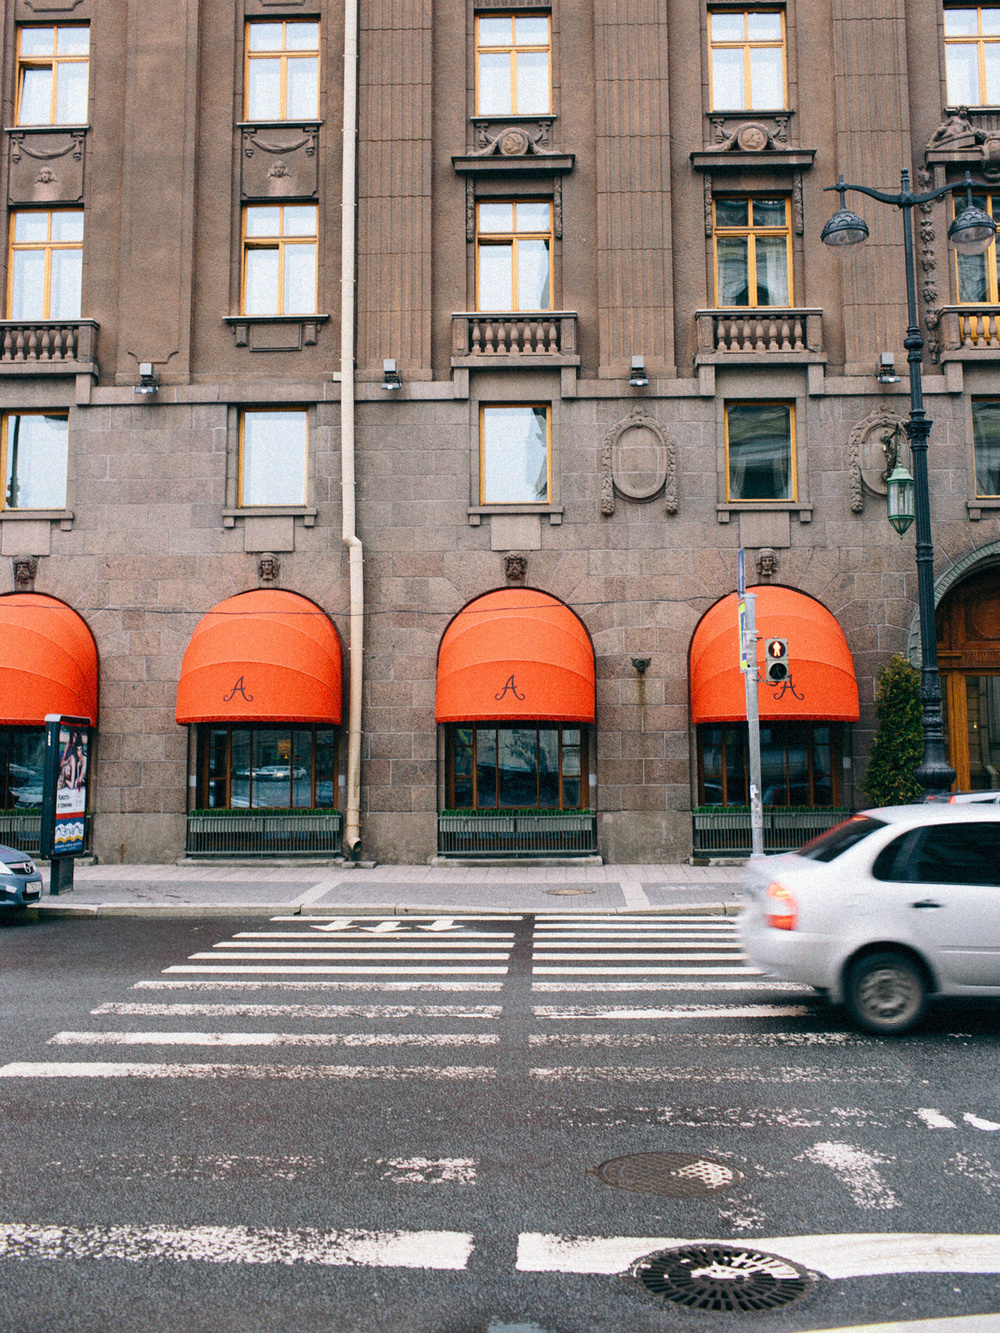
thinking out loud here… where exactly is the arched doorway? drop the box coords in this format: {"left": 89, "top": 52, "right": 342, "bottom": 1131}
{"left": 937, "top": 564, "right": 1000, "bottom": 791}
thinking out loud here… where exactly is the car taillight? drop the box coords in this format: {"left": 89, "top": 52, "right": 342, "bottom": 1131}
{"left": 765, "top": 881, "right": 797, "bottom": 930}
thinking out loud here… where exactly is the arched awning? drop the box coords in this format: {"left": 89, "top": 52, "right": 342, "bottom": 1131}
{"left": 689, "top": 586, "right": 860, "bottom": 724}
{"left": 0, "top": 593, "right": 98, "bottom": 726}
{"left": 436, "top": 589, "right": 595, "bottom": 724}
{"left": 175, "top": 590, "right": 343, "bottom": 725}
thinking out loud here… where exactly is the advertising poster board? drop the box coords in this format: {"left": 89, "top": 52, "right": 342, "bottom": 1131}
{"left": 40, "top": 714, "right": 92, "bottom": 860}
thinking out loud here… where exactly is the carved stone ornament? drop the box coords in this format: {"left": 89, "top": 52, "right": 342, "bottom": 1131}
{"left": 241, "top": 125, "right": 318, "bottom": 200}
{"left": 848, "top": 405, "right": 909, "bottom": 513}
{"left": 601, "top": 410, "right": 677, "bottom": 515}
{"left": 926, "top": 107, "right": 978, "bottom": 150}
{"left": 12, "top": 555, "right": 37, "bottom": 591}
{"left": 257, "top": 551, "right": 280, "bottom": 584}
{"left": 714, "top": 120, "right": 783, "bottom": 153}
{"left": 7, "top": 129, "right": 85, "bottom": 204}
{"left": 503, "top": 553, "right": 528, "bottom": 584}
{"left": 755, "top": 548, "right": 779, "bottom": 579}
{"left": 471, "top": 125, "right": 560, "bottom": 159}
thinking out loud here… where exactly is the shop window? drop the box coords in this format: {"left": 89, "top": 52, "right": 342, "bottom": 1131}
{"left": 241, "top": 204, "right": 318, "bottom": 316}
{"left": 480, "top": 403, "right": 550, "bottom": 504}
{"left": 725, "top": 401, "right": 795, "bottom": 501}
{"left": 945, "top": 7, "right": 1000, "bottom": 105}
{"left": 477, "top": 201, "right": 552, "bottom": 310}
{"left": 714, "top": 197, "right": 790, "bottom": 306}
{"left": 476, "top": 12, "right": 551, "bottom": 115}
{"left": 0, "top": 727, "right": 46, "bottom": 809}
{"left": 1, "top": 412, "right": 68, "bottom": 510}
{"left": 245, "top": 20, "right": 319, "bottom": 121}
{"left": 697, "top": 722, "right": 842, "bottom": 808}
{"left": 9, "top": 210, "right": 83, "bottom": 320}
{"left": 16, "top": 25, "right": 89, "bottom": 126}
{"left": 239, "top": 408, "right": 308, "bottom": 507}
{"left": 955, "top": 193, "right": 999, "bottom": 301}
{"left": 196, "top": 724, "right": 338, "bottom": 811}
{"left": 709, "top": 9, "right": 785, "bottom": 111}
{"left": 972, "top": 399, "right": 1000, "bottom": 495}
{"left": 447, "top": 724, "right": 587, "bottom": 809}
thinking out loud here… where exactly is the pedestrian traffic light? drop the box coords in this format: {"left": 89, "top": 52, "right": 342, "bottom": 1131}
{"left": 764, "top": 638, "right": 789, "bottom": 683}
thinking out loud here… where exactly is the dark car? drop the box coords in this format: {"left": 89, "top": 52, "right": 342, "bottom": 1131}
{"left": 0, "top": 844, "right": 43, "bottom": 909}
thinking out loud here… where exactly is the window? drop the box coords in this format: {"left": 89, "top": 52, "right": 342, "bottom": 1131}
{"left": 448, "top": 725, "right": 588, "bottom": 810}
{"left": 8, "top": 210, "right": 83, "bottom": 320}
{"left": 698, "top": 722, "right": 843, "bottom": 808}
{"left": 0, "top": 727, "right": 46, "bottom": 809}
{"left": 709, "top": 9, "right": 785, "bottom": 111}
{"left": 873, "top": 823, "right": 1000, "bottom": 885}
{"left": 972, "top": 399, "right": 1000, "bottom": 496}
{"left": 477, "top": 201, "right": 552, "bottom": 310}
{"left": 725, "top": 401, "right": 795, "bottom": 501}
{"left": 955, "top": 193, "right": 998, "bottom": 302}
{"left": 245, "top": 20, "right": 319, "bottom": 120}
{"left": 239, "top": 409, "right": 308, "bottom": 507}
{"left": 16, "top": 25, "right": 89, "bottom": 125}
{"left": 242, "top": 205, "right": 318, "bottom": 315}
{"left": 714, "top": 197, "right": 790, "bottom": 306}
{"left": 1, "top": 412, "right": 68, "bottom": 510}
{"left": 480, "top": 404, "right": 550, "bottom": 504}
{"left": 945, "top": 7, "right": 1000, "bottom": 106}
{"left": 197, "top": 724, "right": 337, "bottom": 810}
{"left": 476, "top": 13, "right": 551, "bottom": 115}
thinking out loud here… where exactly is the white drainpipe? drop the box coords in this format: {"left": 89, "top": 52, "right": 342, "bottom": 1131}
{"left": 340, "top": 0, "right": 363, "bottom": 856}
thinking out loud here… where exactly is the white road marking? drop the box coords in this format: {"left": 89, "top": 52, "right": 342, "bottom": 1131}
{"left": 289, "top": 880, "right": 342, "bottom": 910}
{"left": 273, "top": 915, "right": 520, "bottom": 923}
{"left": 48, "top": 1031, "right": 498, "bottom": 1048}
{"left": 799, "top": 1142, "right": 899, "bottom": 1211}
{"left": 135, "top": 980, "right": 505, "bottom": 992}
{"left": 533, "top": 967, "right": 760, "bottom": 976}
{"left": 244, "top": 931, "right": 515, "bottom": 940}
{"left": 532, "top": 1004, "right": 807, "bottom": 1020}
{"left": 532, "top": 953, "right": 745, "bottom": 961}
{"left": 535, "top": 930, "right": 736, "bottom": 939}
{"left": 164, "top": 966, "right": 509, "bottom": 976}
{"left": 362, "top": 922, "right": 407, "bottom": 933}
{"left": 93, "top": 1003, "right": 503, "bottom": 1019}
{"left": 619, "top": 881, "right": 651, "bottom": 910}
{"left": 0, "top": 1224, "right": 474, "bottom": 1268}
{"left": 0, "top": 1062, "right": 497, "bottom": 1081}
{"left": 195, "top": 950, "right": 511, "bottom": 960}
{"left": 515, "top": 1232, "right": 1000, "bottom": 1278}
{"left": 376, "top": 1157, "right": 476, "bottom": 1184}
{"left": 532, "top": 980, "right": 806, "bottom": 992}
{"left": 307, "top": 917, "right": 355, "bottom": 931}
{"left": 917, "top": 1108, "right": 959, "bottom": 1129}
{"left": 530, "top": 1065, "right": 903, "bottom": 1085}
{"left": 528, "top": 1032, "right": 857, "bottom": 1049}
{"left": 965, "top": 1113, "right": 1000, "bottom": 1131}
{"left": 417, "top": 918, "right": 462, "bottom": 931}
{"left": 538, "top": 914, "right": 723, "bottom": 922}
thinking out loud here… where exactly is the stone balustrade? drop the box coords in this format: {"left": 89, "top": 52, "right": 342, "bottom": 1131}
{"left": 452, "top": 311, "right": 578, "bottom": 359}
{"left": 938, "top": 305, "right": 1000, "bottom": 353}
{"left": 0, "top": 320, "right": 98, "bottom": 371}
{"left": 696, "top": 309, "right": 823, "bottom": 358}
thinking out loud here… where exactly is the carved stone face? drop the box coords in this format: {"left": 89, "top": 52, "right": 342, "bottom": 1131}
{"left": 257, "top": 553, "right": 280, "bottom": 583}
{"left": 756, "top": 548, "right": 778, "bottom": 578}
{"left": 503, "top": 553, "right": 527, "bottom": 583}
{"left": 12, "top": 556, "right": 36, "bottom": 588}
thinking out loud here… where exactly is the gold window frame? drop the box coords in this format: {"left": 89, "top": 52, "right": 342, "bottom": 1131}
{"left": 244, "top": 19, "right": 320, "bottom": 121}
{"left": 475, "top": 200, "right": 554, "bottom": 311}
{"left": 15, "top": 25, "right": 89, "bottom": 126}
{"left": 7, "top": 209, "right": 84, "bottom": 320}
{"left": 712, "top": 196, "right": 792, "bottom": 307}
{"left": 708, "top": 8, "right": 786, "bottom": 111}
{"left": 0, "top": 410, "right": 68, "bottom": 512}
{"left": 240, "top": 204, "right": 318, "bottom": 316}
{"left": 237, "top": 407, "right": 309, "bottom": 508}
{"left": 944, "top": 6, "right": 1000, "bottom": 106}
{"left": 479, "top": 402, "right": 552, "bottom": 505}
{"left": 474, "top": 12, "right": 552, "bottom": 115}
{"left": 724, "top": 400, "right": 797, "bottom": 503}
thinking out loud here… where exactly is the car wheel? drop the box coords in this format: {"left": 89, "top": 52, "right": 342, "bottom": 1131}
{"left": 846, "top": 951, "right": 927, "bottom": 1035}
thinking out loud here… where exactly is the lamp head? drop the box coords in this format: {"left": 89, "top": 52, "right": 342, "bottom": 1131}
{"left": 948, "top": 172, "right": 997, "bottom": 255}
{"left": 821, "top": 176, "right": 869, "bottom": 247}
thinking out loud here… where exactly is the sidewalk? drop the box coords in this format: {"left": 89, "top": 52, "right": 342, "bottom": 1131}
{"left": 29, "top": 860, "right": 747, "bottom": 917}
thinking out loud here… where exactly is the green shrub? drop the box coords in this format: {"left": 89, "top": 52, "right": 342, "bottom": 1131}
{"left": 863, "top": 654, "right": 924, "bottom": 807}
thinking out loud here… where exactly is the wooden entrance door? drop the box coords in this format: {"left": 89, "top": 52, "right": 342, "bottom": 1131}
{"left": 937, "top": 566, "right": 1000, "bottom": 790}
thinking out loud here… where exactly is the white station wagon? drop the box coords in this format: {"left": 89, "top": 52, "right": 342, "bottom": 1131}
{"left": 739, "top": 804, "right": 1000, "bottom": 1034}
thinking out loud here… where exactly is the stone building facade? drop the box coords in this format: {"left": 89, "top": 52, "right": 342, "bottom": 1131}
{"left": 0, "top": 0, "right": 998, "bottom": 866}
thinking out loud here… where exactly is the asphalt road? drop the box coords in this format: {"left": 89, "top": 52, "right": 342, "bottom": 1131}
{"left": 2, "top": 910, "right": 1000, "bottom": 1333}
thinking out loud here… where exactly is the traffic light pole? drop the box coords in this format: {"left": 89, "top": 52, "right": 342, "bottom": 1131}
{"left": 742, "top": 593, "right": 764, "bottom": 858}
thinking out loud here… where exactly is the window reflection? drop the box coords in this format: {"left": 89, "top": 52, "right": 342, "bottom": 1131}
{"left": 449, "top": 724, "right": 589, "bottom": 810}
{"left": 199, "top": 724, "right": 338, "bottom": 810}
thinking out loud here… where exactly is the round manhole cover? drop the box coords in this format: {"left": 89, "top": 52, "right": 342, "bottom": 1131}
{"left": 630, "top": 1244, "right": 814, "bottom": 1313}
{"left": 592, "top": 1152, "right": 742, "bottom": 1197}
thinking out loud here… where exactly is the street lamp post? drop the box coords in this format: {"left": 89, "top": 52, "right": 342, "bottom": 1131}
{"left": 821, "top": 170, "right": 997, "bottom": 795}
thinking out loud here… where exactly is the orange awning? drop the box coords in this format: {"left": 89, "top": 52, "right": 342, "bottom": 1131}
{"left": 0, "top": 593, "right": 98, "bottom": 726}
{"left": 436, "top": 589, "right": 595, "bottom": 724}
{"left": 175, "top": 590, "right": 343, "bottom": 725}
{"left": 689, "top": 586, "right": 860, "bottom": 724}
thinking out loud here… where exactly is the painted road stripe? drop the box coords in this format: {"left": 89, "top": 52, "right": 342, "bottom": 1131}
{"left": 236, "top": 931, "right": 516, "bottom": 940}
{"left": 270, "top": 914, "right": 522, "bottom": 923}
{"left": 532, "top": 953, "right": 745, "bottom": 962}
{"left": 94, "top": 1003, "right": 503, "bottom": 1018}
{"left": 0, "top": 1224, "right": 473, "bottom": 1269}
{"left": 137, "top": 980, "right": 505, "bottom": 991}
{"left": 534, "top": 932, "right": 737, "bottom": 941}
{"left": 532, "top": 980, "right": 806, "bottom": 992}
{"left": 515, "top": 1232, "right": 1000, "bottom": 1279}
{"left": 194, "top": 951, "right": 511, "bottom": 961}
{"left": 529, "top": 1065, "right": 903, "bottom": 1084}
{"left": 917, "top": 1108, "right": 959, "bottom": 1129}
{"left": 533, "top": 967, "right": 760, "bottom": 976}
{"left": 531, "top": 1004, "right": 809, "bottom": 1020}
{"left": 164, "top": 966, "right": 509, "bottom": 976}
{"left": 0, "top": 1063, "right": 497, "bottom": 1081}
{"left": 529, "top": 1032, "right": 865, "bottom": 1048}
{"left": 48, "top": 1031, "right": 499, "bottom": 1048}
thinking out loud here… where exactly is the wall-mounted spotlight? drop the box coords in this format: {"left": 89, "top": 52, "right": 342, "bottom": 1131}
{"left": 877, "top": 352, "right": 901, "bottom": 384}
{"left": 381, "top": 358, "right": 401, "bottom": 391}
{"left": 628, "top": 355, "right": 649, "bottom": 388}
{"left": 135, "top": 362, "right": 159, "bottom": 396}
{"left": 631, "top": 657, "right": 651, "bottom": 676}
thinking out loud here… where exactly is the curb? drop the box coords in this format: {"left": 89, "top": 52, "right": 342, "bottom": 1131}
{"left": 28, "top": 900, "right": 742, "bottom": 919}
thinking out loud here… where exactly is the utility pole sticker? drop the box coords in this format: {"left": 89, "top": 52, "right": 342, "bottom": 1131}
{"left": 494, "top": 675, "right": 525, "bottom": 702}
{"left": 223, "top": 676, "right": 254, "bottom": 703}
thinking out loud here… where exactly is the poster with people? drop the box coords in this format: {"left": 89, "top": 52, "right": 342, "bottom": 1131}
{"left": 41, "top": 715, "right": 91, "bottom": 859}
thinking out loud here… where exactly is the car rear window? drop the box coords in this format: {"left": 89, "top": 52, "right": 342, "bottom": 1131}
{"left": 796, "top": 815, "right": 887, "bottom": 863}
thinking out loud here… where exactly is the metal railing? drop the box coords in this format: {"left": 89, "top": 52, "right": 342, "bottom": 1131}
{"left": 695, "top": 309, "right": 823, "bottom": 356}
{"left": 0, "top": 320, "right": 98, "bottom": 368}
{"left": 692, "top": 807, "right": 850, "bottom": 856}
{"left": 939, "top": 304, "right": 1000, "bottom": 352}
{"left": 451, "top": 311, "right": 578, "bottom": 357}
{"left": 438, "top": 811, "right": 597, "bottom": 857}
{"left": 185, "top": 811, "right": 342, "bottom": 858}
{"left": 0, "top": 810, "right": 92, "bottom": 856}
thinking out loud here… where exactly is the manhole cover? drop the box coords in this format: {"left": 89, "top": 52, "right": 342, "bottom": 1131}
{"left": 630, "top": 1244, "right": 814, "bottom": 1313}
{"left": 592, "top": 1152, "right": 742, "bottom": 1197}
{"left": 544, "top": 888, "right": 596, "bottom": 896}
